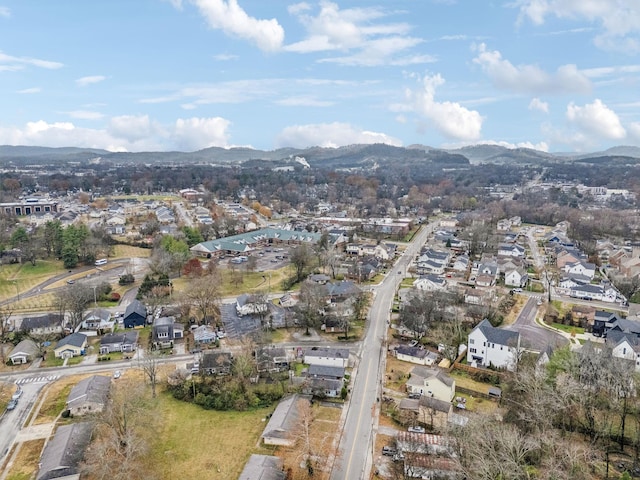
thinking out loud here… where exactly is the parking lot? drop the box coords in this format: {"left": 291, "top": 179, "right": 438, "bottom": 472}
{"left": 221, "top": 246, "right": 291, "bottom": 272}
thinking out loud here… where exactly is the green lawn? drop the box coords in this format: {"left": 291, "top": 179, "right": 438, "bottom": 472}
{"left": 0, "top": 260, "right": 64, "bottom": 301}
{"left": 145, "top": 393, "right": 272, "bottom": 479}
{"left": 551, "top": 323, "right": 585, "bottom": 335}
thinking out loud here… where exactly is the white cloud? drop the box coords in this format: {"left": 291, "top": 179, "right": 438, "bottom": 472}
{"left": 286, "top": 1, "right": 429, "bottom": 66}
{"left": 275, "top": 122, "right": 402, "bottom": 148}
{"left": 529, "top": 97, "right": 549, "bottom": 113}
{"left": 275, "top": 95, "right": 334, "bottom": 107}
{"left": 472, "top": 43, "right": 591, "bottom": 94}
{"left": 65, "top": 110, "right": 104, "bottom": 120}
{"left": 405, "top": 73, "right": 483, "bottom": 141}
{"left": 173, "top": 117, "right": 231, "bottom": 150}
{"left": 17, "top": 87, "right": 41, "bottom": 94}
{"left": 517, "top": 0, "right": 640, "bottom": 53}
{"left": 0, "top": 6, "right": 10, "bottom": 17}
{"left": 192, "top": 0, "right": 284, "bottom": 52}
{"left": 566, "top": 99, "right": 626, "bottom": 140}
{"left": 0, "top": 115, "right": 233, "bottom": 152}
{"left": 628, "top": 122, "right": 640, "bottom": 143}
{"left": 213, "top": 53, "right": 238, "bottom": 61}
{"left": 0, "top": 51, "right": 63, "bottom": 71}
{"left": 76, "top": 75, "right": 106, "bottom": 87}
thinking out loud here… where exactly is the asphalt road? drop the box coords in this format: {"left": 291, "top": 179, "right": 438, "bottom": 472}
{"left": 506, "top": 296, "right": 568, "bottom": 351}
{"left": 330, "top": 222, "right": 433, "bottom": 480}
{"left": 0, "top": 382, "right": 46, "bottom": 463}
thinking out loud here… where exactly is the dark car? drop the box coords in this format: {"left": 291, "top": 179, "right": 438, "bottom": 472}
{"left": 6, "top": 400, "right": 17, "bottom": 411}
{"left": 382, "top": 446, "right": 397, "bottom": 456}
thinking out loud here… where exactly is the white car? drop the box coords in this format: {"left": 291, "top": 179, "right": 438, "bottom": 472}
{"left": 408, "top": 426, "right": 426, "bottom": 434}
{"left": 113, "top": 370, "right": 121, "bottom": 379}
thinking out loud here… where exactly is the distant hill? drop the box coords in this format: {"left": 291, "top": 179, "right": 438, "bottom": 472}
{"left": 1, "top": 143, "right": 640, "bottom": 168}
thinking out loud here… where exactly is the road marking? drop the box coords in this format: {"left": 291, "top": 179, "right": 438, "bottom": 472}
{"left": 15, "top": 375, "right": 59, "bottom": 385}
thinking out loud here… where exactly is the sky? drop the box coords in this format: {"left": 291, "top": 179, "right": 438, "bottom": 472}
{"left": 1, "top": 0, "right": 640, "bottom": 154}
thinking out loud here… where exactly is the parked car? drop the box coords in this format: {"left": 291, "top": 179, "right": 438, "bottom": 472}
{"left": 11, "top": 389, "right": 22, "bottom": 401}
{"left": 113, "top": 370, "right": 121, "bottom": 379}
{"left": 6, "top": 400, "right": 17, "bottom": 411}
{"left": 408, "top": 426, "right": 426, "bottom": 434}
{"left": 382, "top": 446, "right": 397, "bottom": 456}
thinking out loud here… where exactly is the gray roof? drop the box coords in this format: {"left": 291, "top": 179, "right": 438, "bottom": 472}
{"left": 66, "top": 375, "right": 111, "bottom": 410}
{"left": 239, "top": 454, "right": 285, "bottom": 480}
{"left": 9, "top": 338, "right": 39, "bottom": 358}
{"left": 55, "top": 332, "right": 87, "bottom": 349}
{"left": 83, "top": 308, "right": 111, "bottom": 322}
{"left": 307, "top": 364, "right": 345, "bottom": 378}
{"left": 304, "top": 347, "right": 350, "bottom": 360}
{"left": 262, "top": 394, "right": 312, "bottom": 441}
{"left": 474, "top": 319, "right": 519, "bottom": 346}
{"left": 21, "top": 313, "right": 63, "bottom": 332}
{"left": 37, "top": 422, "right": 93, "bottom": 480}
{"left": 419, "top": 396, "right": 452, "bottom": 413}
{"left": 124, "top": 299, "right": 147, "bottom": 319}
{"left": 410, "top": 366, "right": 454, "bottom": 387}
{"left": 100, "top": 330, "right": 139, "bottom": 346}
{"left": 396, "top": 346, "right": 432, "bottom": 359}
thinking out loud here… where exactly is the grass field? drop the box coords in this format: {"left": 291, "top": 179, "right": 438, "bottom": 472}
{"left": 144, "top": 393, "right": 272, "bottom": 479}
{"left": 4, "top": 439, "right": 45, "bottom": 480}
{"left": 112, "top": 244, "right": 152, "bottom": 259}
{"left": 0, "top": 260, "right": 63, "bottom": 302}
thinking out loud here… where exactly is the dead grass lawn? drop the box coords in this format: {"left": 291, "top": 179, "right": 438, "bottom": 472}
{"left": 33, "top": 374, "right": 103, "bottom": 425}
{"left": 4, "top": 439, "right": 45, "bottom": 480}
{"left": 384, "top": 357, "right": 413, "bottom": 393}
{"left": 143, "top": 393, "right": 272, "bottom": 480}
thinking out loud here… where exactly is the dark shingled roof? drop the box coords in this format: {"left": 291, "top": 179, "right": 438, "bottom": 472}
{"left": 475, "top": 319, "right": 519, "bottom": 346}
{"left": 37, "top": 422, "right": 93, "bottom": 480}
{"left": 239, "top": 454, "right": 285, "bottom": 480}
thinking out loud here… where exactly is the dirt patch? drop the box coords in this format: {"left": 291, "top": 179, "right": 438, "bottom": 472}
{"left": 3, "top": 438, "right": 45, "bottom": 480}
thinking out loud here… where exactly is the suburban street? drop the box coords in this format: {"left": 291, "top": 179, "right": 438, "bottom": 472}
{"left": 506, "top": 296, "right": 568, "bottom": 351}
{"left": 330, "top": 221, "right": 433, "bottom": 480}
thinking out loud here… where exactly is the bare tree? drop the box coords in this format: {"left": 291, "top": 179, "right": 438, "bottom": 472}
{"left": 80, "top": 379, "right": 156, "bottom": 480}
{"left": 0, "top": 306, "right": 13, "bottom": 363}
{"left": 139, "top": 350, "right": 162, "bottom": 398}
{"left": 295, "top": 280, "right": 326, "bottom": 335}
{"left": 59, "top": 283, "right": 93, "bottom": 330}
{"left": 184, "top": 269, "right": 222, "bottom": 325}
{"left": 290, "top": 243, "right": 312, "bottom": 283}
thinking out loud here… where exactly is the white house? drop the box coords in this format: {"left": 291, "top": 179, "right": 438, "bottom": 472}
{"left": 504, "top": 268, "right": 528, "bottom": 288}
{"left": 452, "top": 255, "right": 469, "bottom": 272}
{"left": 467, "top": 319, "right": 520, "bottom": 371}
{"left": 303, "top": 347, "right": 349, "bottom": 368}
{"left": 395, "top": 345, "right": 439, "bottom": 366}
{"left": 236, "top": 294, "right": 268, "bottom": 316}
{"left": 608, "top": 331, "right": 640, "bottom": 370}
{"left": 498, "top": 243, "right": 526, "bottom": 258}
{"left": 564, "top": 261, "right": 596, "bottom": 280}
{"left": 405, "top": 366, "right": 456, "bottom": 402}
{"left": 413, "top": 275, "right": 447, "bottom": 292}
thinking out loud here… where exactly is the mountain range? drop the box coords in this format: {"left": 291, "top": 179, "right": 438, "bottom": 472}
{"left": 2, "top": 144, "right": 640, "bottom": 169}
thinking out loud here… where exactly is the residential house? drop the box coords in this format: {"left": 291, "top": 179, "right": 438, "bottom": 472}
{"left": 303, "top": 347, "right": 350, "bottom": 368}
{"left": 99, "top": 331, "right": 138, "bottom": 354}
{"left": 395, "top": 346, "right": 439, "bottom": 366}
{"left": 123, "top": 299, "right": 147, "bottom": 328}
{"left": 36, "top": 422, "right": 93, "bottom": 480}
{"left": 607, "top": 331, "right": 640, "bottom": 370}
{"left": 236, "top": 293, "right": 269, "bottom": 317}
{"left": 413, "top": 275, "right": 447, "bottom": 292}
{"left": 256, "top": 346, "right": 290, "bottom": 373}
{"left": 261, "top": 394, "right": 312, "bottom": 447}
{"left": 54, "top": 333, "right": 87, "bottom": 359}
{"left": 307, "top": 364, "right": 345, "bottom": 381}
{"left": 556, "top": 248, "right": 585, "bottom": 268}
{"left": 66, "top": 375, "right": 111, "bottom": 416}
{"left": 403, "top": 456, "right": 458, "bottom": 480}
{"left": 467, "top": 319, "right": 520, "bottom": 371}
{"left": 504, "top": 267, "right": 528, "bottom": 288}
{"left": 239, "top": 455, "right": 285, "bottom": 480}
{"left": 192, "top": 325, "right": 217, "bottom": 344}
{"left": 9, "top": 339, "right": 39, "bottom": 365}
{"left": 201, "top": 351, "right": 233, "bottom": 375}
{"left": 569, "top": 283, "right": 617, "bottom": 303}
{"left": 452, "top": 255, "right": 469, "bottom": 272}
{"left": 564, "top": 261, "right": 596, "bottom": 280}
{"left": 405, "top": 366, "right": 455, "bottom": 402}
{"left": 396, "top": 432, "right": 454, "bottom": 457}
{"left": 20, "top": 313, "right": 63, "bottom": 336}
{"left": 498, "top": 243, "right": 526, "bottom": 258}
{"left": 302, "top": 377, "right": 342, "bottom": 398}
{"left": 152, "top": 316, "right": 184, "bottom": 349}
{"left": 81, "top": 308, "right": 113, "bottom": 331}
{"left": 464, "top": 289, "right": 484, "bottom": 306}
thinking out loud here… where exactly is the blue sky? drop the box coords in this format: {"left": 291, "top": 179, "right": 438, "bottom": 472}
{"left": 1, "top": 0, "right": 639, "bottom": 153}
